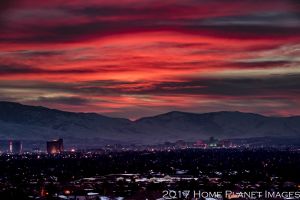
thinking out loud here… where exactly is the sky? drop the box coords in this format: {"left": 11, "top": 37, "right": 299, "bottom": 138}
{"left": 0, "top": 0, "right": 300, "bottom": 119}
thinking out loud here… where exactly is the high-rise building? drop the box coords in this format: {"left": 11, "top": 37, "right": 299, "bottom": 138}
{"left": 208, "top": 136, "right": 218, "bottom": 147}
{"left": 47, "top": 139, "right": 64, "bottom": 154}
{"left": 9, "top": 140, "right": 22, "bottom": 154}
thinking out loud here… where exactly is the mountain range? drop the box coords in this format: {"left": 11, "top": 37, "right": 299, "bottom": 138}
{"left": 0, "top": 101, "right": 300, "bottom": 147}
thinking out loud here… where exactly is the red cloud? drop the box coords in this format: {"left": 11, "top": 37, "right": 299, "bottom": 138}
{"left": 0, "top": 0, "right": 299, "bottom": 118}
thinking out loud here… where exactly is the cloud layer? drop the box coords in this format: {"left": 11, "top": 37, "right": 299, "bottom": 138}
{"left": 0, "top": 0, "right": 299, "bottom": 118}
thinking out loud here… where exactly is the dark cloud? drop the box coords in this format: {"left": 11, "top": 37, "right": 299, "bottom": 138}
{"left": 0, "top": 64, "right": 35, "bottom": 74}
{"left": 2, "top": 23, "right": 299, "bottom": 44}
{"left": 0, "top": 64, "right": 97, "bottom": 75}
{"left": 36, "top": 96, "right": 90, "bottom": 106}
{"left": 181, "top": 25, "right": 300, "bottom": 40}
{"left": 1, "top": 1, "right": 299, "bottom": 43}
{"left": 227, "top": 61, "right": 294, "bottom": 69}
{"left": 12, "top": 50, "right": 66, "bottom": 57}
{"left": 201, "top": 11, "right": 300, "bottom": 27}
{"left": 58, "top": 74, "right": 300, "bottom": 97}
{"left": 0, "top": 0, "right": 17, "bottom": 25}
{"left": 1, "top": 74, "right": 300, "bottom": 98}
{"left": 135, "top": 74, "right": 300, "bottom": 97}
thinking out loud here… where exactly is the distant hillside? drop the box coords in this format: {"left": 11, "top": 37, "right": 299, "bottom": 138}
{"left": 0, "top": 101, "right": 299, "bottom": 146}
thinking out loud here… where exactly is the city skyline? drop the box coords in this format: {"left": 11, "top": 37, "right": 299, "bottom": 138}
{"left": 0, "top": 0, "right": 300, "bottom": 119}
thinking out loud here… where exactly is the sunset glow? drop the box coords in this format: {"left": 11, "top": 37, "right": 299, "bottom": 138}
{"left": 0, "top": 0, "right": 299, "bottom": 118}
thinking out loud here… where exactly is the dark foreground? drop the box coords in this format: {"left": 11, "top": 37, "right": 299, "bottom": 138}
{"left": 0, "top": 148, "right": 300, "bottom": 200}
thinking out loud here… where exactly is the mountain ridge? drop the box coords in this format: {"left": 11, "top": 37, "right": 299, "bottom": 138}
{"left": 0, "top": 101, "right": 299, "bottom": 146}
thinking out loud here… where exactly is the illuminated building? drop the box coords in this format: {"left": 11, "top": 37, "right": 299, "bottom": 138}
{"left": 218, "top": 140, "right": 232, "bottom": 148}
{"left": 47, "top": 138, "right": 64, "bottom": 154}
{"left": 194, "top": 140, "right": 207, "bottom": 148}
{"left": 208, "top": 136, "right": 218, "bottom": 147}
{"left": 9, "top": 140, "right": 22, "bottom": 154}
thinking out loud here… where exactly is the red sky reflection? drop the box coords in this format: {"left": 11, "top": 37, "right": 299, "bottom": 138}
{"left": 0, "top": 0, "right": 300, "bottom": 119}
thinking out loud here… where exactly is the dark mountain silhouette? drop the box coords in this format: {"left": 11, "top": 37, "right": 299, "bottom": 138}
{"left": 0, "top": 101, "right": 299, "bottom": 146}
